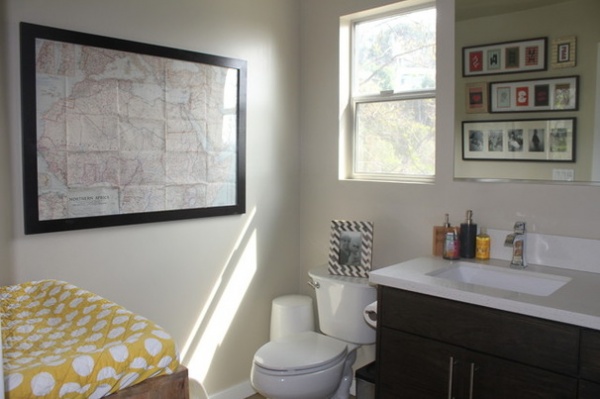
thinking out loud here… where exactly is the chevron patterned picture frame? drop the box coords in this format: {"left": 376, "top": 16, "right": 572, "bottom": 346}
{"left": 328, "top": 220, "right": 374, "bottom": 278}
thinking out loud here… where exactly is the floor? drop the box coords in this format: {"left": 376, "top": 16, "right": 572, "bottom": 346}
{"left": 246, "top": 395, "right": 356, "bottom": 398}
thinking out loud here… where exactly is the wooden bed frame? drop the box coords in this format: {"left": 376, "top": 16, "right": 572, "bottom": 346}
{"left": 105, "top": 365, "right": 189, "bottom": 399}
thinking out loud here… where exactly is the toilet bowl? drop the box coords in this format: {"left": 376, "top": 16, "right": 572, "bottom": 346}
{"left": 251, "top": 331, "right": 352, "bottom": 399}
{"left": 250, "top": 266, "right": 376, "bottom": 399}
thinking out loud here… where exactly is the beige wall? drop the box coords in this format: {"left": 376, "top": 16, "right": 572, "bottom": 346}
{"left": 3, "top": 0, "right": 300, "bottom": 396}
{"left": 3, "top": 0, "right": 600, "bottom": 396}
{"left": 455, "top": 0, "right": 600, "bottom": 181}
{"left": 299, "top": 0, "right": 600, "bottom": 283}
{"left": 1, "top": 0, "right": 13, "bottom": 283}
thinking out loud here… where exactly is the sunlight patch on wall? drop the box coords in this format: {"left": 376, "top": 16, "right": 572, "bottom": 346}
{"left": 181, "top": 208, "right": 258, "bottom": 384}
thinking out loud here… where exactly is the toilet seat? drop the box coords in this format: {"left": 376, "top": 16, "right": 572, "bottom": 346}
{"left": 253, "top": 331, "right": 347, "bottom": 374}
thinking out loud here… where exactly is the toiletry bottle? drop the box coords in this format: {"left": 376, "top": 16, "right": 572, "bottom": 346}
{"left": 443, "top": 227, "right": 460, "bottom": 260}
{"left": 476, "top": 227, "right": 491, "bottom": 260}
{"left": 460, "top": 210, "right": 477, "bottom": 258}
{"left": 433, "top": 213, "right": 451, "bottom": 256}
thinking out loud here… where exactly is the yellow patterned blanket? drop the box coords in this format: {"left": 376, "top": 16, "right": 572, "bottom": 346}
{"left": 1, "top": 280, "right": 180, "bottom": 398}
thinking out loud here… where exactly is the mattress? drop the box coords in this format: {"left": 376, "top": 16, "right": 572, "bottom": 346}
{"left": 1, "top": 280, "right": 180, "bottom": 398}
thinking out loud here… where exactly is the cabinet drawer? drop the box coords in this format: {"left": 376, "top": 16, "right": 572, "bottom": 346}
{"left": 379, "top": 287, "right": 579, "bottom": 375}
{"left": 581, "top": 329, "right": 600, "bottom": 383}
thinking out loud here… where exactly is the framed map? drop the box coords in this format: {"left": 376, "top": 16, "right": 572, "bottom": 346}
{"left": 20, "top": 22, "right": 247, "bottom": 234}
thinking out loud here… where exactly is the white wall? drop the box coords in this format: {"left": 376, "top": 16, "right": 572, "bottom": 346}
{"left": 298, "top": 0, "right": 600, "bottom": 281}
{"left": 1, "top": 0, "right": 13, "bottom": 283}
{"left": 455, "top": 0, "right": 599, "bottom": 181}
{"left": 4, "top": 0, "right": 600, "bottom": 396}
{"left": 3, "top": 0, "right": 301, "bottom": 396}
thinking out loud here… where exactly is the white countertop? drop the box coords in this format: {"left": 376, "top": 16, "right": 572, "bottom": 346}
{"left": 369, "top": 256, "right": 600, "bottom": 330}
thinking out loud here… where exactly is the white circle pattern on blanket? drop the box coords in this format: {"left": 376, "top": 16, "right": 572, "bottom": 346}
{"left": 7, "top": 372, "right": 23, "bottom": 390}
{"left": 31, "top": 372, "right": 55, "bottom": 395}
{"left": 1, "top": 280, "right": 180, "bottom": 398}
{"left": 72, "top": 355, "right": 94, "bottom": 376}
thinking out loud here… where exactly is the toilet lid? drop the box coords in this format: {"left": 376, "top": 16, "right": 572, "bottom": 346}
{"left": 254, "top": 331, "right": 347, "bottom": 372}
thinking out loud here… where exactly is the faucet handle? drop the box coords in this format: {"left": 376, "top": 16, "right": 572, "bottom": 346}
{"left": 513, "top": 221, "right": 526, "bottom": 234}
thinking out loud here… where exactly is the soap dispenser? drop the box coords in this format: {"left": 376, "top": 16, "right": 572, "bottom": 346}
{"left": 443, "top": 226, "right": 460, "bottom": 260}
{"left": 460, "top": 210, "right": 477, "bottom": 258}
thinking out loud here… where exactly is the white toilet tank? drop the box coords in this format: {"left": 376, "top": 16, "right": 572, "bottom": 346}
{"left": 308, "top": 265, "right": 376, "bottom": 345}
{"left": 270, "top": 295, "right": 315, "bottom": 341}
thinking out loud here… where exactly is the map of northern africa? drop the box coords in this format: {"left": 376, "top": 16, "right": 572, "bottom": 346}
{"left": 35, "top": 38, "right": 238, "bottom": 221}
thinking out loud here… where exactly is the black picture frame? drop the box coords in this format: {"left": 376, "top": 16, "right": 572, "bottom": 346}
{"left": 20, "top": 22, "right": 247, "bottom": 234}
{"left": 462, "top": 118, "right": 575, "bottom": 162}
{"left": 462, "top": 37, "right": 547, "bottom": 77}
{"left": 489, "top": 76, "right": 578, "bottom": 113}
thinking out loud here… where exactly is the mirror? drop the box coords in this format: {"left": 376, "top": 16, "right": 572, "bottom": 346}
{"left": 454, "top": 0, "right": 600, "bottom": 183}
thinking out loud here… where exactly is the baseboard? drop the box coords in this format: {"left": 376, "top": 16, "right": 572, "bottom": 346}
{"left": 206, "top": 378, "right": 357, "bottom": 399}
{"left": 209, "top": 379, "right": 256, "bottom": 399}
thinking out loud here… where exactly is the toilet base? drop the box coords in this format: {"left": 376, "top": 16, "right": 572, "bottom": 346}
{"left": 251, "top": 347, "right": 358, "bottom": 399}
{"left": 330, "top": 349, "right": 357, "bottom": 399}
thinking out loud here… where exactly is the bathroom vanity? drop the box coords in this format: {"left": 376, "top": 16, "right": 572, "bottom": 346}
{"left": 369, "top": 257, "right": 600, "bottom": 399}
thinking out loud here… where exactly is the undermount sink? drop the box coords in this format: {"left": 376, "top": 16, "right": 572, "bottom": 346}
{"left": 428, "top": 262, "right": 571, "bottom": 296}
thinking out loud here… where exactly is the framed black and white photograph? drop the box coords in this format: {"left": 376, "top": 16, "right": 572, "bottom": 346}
{"left": 462, "top": 118, "right": 575, "bottom": 162}
{"left": 328, "top": 220, "right": 374, "bottom": 278}
{"left": 463, "top": 37, "right": 547, "bottom": 77}
{"left": 489, "top": 76, "right": 578, "bottom": 113}
{"left": 20, "top": 22, "right": 247, "bottom": 234}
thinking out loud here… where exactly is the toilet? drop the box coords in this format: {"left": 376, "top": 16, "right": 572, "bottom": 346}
{"left": 250, "top": 265, "right": 376, "bottom": 399}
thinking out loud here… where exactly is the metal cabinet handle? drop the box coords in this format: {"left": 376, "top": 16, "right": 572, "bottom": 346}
{"left": 469, "top": 362, "right": 477, "bottom": 399}
{"left": 448, "top": 357, "right": 456, "bottom": 399}
{"left": 307, "top": 279, "right": 319, "bottom": 289}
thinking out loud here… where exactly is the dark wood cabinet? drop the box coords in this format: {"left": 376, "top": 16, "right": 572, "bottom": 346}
{"left": 375, "top": 286, "right": 594, "bottom": 399}
{"left": 580, "top": 329, "right": 600, "bottom": 398}
{"left": 579, "top": 380, "right": 600, "bottom": 399}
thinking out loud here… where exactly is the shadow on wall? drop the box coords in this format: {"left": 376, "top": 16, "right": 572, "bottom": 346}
{"left": 0, "top": 0, "right": 15, "bottom": 285}
{"left": 180, "top": 207, "right": 259, "bottom": 397}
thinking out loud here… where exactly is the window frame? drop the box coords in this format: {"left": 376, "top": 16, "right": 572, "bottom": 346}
{"left": 342, "top": 1, "right": 437, "bottom": 183}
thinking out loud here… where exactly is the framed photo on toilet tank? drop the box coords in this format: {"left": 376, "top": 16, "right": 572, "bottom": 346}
{"left": 328, "top": 220, "right": 374, "bottom": 278}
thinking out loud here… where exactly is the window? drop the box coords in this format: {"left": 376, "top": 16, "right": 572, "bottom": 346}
{"left": 343, "top": 2, "right": 436, "bottom": 182}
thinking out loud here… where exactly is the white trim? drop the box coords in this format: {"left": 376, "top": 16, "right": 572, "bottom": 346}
{"left": 592, "top": 42, "right": 600, "bottom": 181}
{"left": 209, "top": 379, "right": 255, "bottom": 399}
{"left": 340, "top": 1, "right": 438, "bottom": 182}
{"left": 205, "top": 377, "right": 359, "bottom": 398}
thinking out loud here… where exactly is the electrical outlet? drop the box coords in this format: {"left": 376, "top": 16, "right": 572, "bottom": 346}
{"left": 552, "top": 169, "right": 574, "bottom": 181}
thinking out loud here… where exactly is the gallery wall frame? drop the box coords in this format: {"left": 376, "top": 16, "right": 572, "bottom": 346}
{"left": 462, "top": 118, "right": 575, "bottom": 162}
{"left": 328, "top": 220, "right": 374, "bottom": 278}
{"left": 465, "top": 82, "right": 489, "bottom": 114}
{"left": 20, "top": 22, "right": 247, "bottom": 234}
{"left": 463, "top": 37, "right": 547, "bottom": 77}
{"left": 489, "top": 76, "right": 578, "bottom": 113}
{"left": 551, "top": 36, "right": 577, "bottom": 69}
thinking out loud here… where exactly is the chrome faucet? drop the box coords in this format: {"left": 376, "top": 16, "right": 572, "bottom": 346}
{"left": 504, "top": 222, "right": 527, "bottom": 269}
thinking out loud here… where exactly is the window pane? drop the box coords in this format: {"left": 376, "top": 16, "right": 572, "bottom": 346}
{"left": 354, "top": 99, "right": 435, "bottom": 176}
{"left": 354, "top": 7, "right": 436, "bottom": 96}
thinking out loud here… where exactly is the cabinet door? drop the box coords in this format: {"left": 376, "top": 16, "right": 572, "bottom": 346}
{"left": 377, "top": 328, "right": 577, "bottom": 399}
{"left": 579, "top": 380, "right": 600, "bottom": 399}
{"left": 378, "top": 328, "right": 465, "bottom": 399}
{"left": 467, "top": 350, "right": 577, "bottom": 399}
{"left": 581, "top": 329, "right": 600, "bottom": 383}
